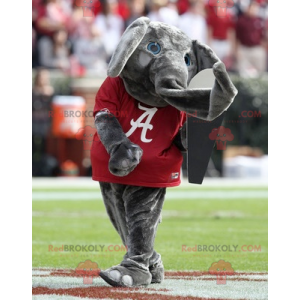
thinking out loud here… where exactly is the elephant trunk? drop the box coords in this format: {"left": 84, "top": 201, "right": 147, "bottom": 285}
{"left": 154, "top": 62, "right": 237, "bottom": 121}
{"left": 154, "top": 74, "right": 211, "bottom": 120}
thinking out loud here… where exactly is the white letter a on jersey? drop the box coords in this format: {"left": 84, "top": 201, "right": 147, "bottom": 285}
{"left": 125, "top": 103, "right": 158, "bottom": 143}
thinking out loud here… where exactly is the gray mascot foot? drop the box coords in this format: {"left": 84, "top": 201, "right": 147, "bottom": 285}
{"left": 99, "top": 265, "right": 152, "bottom": 287}
{"left": 149, "top": 259, "right": 164, "bottom": 283}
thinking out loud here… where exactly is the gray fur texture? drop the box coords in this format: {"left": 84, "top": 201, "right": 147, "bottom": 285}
{"left": 95, "top": 112, "right": 143, "bottom": 176}
{"left": 99, "top": 182, "right": 165, "bottom": 285}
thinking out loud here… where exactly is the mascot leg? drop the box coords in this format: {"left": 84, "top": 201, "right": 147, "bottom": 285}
{"left": 99, "top": 182, "right": 165, "bottom": 287}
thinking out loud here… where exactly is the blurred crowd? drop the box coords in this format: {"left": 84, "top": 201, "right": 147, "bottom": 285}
{"left": 32, "top": 0, "right": 268, "bottom": 78}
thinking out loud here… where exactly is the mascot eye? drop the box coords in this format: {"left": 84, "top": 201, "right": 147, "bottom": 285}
{"left": 147, "top": 42, "right": 161, "bottom": 55}
{"left": 184, "top": 54, "right": 191, "bottom": 66}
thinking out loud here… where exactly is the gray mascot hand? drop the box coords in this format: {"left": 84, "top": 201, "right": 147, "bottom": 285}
{"left": 108, "top": 141, "right": 143, "bottom": 177}
{"left": 95, "top": 111, "right": 143, "bottom": 177}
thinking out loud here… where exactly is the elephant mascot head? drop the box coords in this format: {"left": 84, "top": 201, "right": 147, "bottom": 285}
{"left": 107, "top": 17, "right": 237, "bottom": 121}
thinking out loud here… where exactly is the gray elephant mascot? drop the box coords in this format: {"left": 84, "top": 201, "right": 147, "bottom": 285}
{"left": 90, "top": 17, "right": 237, "bottom": 287}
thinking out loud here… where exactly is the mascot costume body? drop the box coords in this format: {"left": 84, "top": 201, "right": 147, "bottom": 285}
{"left": 90, "top": 17, "right": 237, "bottom": 287}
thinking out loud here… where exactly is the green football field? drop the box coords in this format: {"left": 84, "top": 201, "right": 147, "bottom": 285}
{"left": 32, "top": 184, "right": 268, "bottom": 273}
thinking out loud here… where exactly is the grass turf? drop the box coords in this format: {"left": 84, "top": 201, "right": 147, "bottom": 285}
{"left": 32, "top": 186, "right": 267, "bottom": 272}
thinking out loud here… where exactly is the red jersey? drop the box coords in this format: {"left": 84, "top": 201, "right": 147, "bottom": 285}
{"left": 206, "top": 5, "right": 236, "bottom": 40}
{"left": 236, "top": 15, "right": 266, "bottom": 47}
{"left": 91, "top": 77, "right": 186, "bottom": 188}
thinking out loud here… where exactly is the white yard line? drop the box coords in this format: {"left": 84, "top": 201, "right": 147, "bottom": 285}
{"left": 32, "top": 270, "right": 52, "bottom": 276}
{"left": 32, "top": 274, "right": 268, "bottom": 300}
{"left": 32, "top": 190, "right": 268, "bottom": 201}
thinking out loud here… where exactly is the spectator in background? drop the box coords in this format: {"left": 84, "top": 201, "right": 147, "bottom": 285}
{"left": 68, "top": 4, "right": 96, "bottom": 42}
{"left": 32, "top": 69, "right": 60, "bottom": 176}
{"left": 147, "top": 0, "right": 179, "bottom": 27}
{"left": 206, "top": 0, "right": 236, "bottom": 68}
{"left": 35, "top": 0, "right": 70, "bottom": 37}
{"left": 73, "top": 24, "right": 108, "bottom": 76}
{"left": 178, "top": 0, "right": 207, "bottom": 43}
{"left": 33, "top": 0, "right": 70, "bottom": 67}
{"left": 235, "top": 0, "right": 267, "bottom": 77}
{"left": 33, "top": 68, "right": 54, "bottom": 98}
{"left": 125, "top": 0, "right": 146, "bottom": 27}
{"left": 32, "top": 68, "right": 54, "bottom": 157}
{"left": 38, "top": 28, "right": 71, "bottom": 69}
{"left": 94, "top": 0, "right": 124, "bottom": 57}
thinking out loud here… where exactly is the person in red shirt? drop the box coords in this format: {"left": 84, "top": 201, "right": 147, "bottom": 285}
{"left": 35, "top": 0, "right": 70, "bottom": 38}
{"left": 235, "top": 0, "right": 267, "bottom": 76}
{"left": 206, "top": 1, "right": 236, "bottom": 69}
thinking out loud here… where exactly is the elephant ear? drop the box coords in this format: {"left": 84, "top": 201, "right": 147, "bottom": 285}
{"left": 192, "top": 40, "right": 220, "bottom": 72}
{"left": 108, "top": 17, "right": 150, "bottom": 77}
{"left": 189, "top": 40, "right": 237, "bottom": 120}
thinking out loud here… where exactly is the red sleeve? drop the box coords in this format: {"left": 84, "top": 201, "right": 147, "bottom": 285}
{"left": 93, "top": 77, "right": 123, "bottom": 118}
